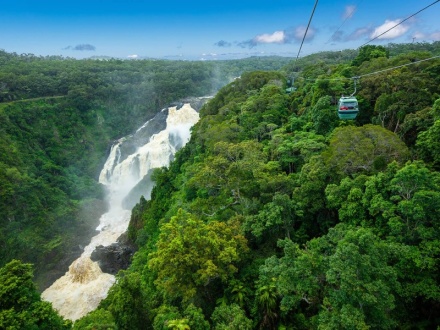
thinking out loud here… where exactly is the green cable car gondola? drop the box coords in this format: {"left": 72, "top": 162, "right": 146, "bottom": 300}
{"left": 338, "top": 77, "right": 359, "bottom": 120}
{"left": 338, "top": 96, "right": 359, "bottom": 120}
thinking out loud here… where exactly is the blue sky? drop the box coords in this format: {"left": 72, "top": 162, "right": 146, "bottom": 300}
{"left": 1, "top": 0, "right": 439, "bottom": 60}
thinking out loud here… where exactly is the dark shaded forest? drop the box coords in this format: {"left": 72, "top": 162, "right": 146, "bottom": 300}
{"left": 1, "top": 41, "right": 440, "bottom": 329}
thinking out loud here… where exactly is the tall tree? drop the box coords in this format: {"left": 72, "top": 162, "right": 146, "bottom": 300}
{"left": 352, "top": 45, "right": 389, "bottom": 66}
{"left": 259, "top": 225, "right": 398, "bottom": 329}
{"left": 148, "top": 209, "right": 248, "bottom": 302}
{"left": 0, "top": 260, "right": 70, "bottom": 329}
{"left": 322, "top": 124, "right": 409, "bottom": 178}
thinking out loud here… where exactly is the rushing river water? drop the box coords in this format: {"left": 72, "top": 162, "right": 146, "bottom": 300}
{"left": 42, "top": 103, "right": 200, "bottom": 321}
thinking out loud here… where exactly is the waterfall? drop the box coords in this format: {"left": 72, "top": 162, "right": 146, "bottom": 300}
{"left": 42, "top": 103, "right": 200, "bottom": 321}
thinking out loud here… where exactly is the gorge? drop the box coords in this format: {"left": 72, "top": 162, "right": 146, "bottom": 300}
{"left": 41, "top": 101, "right": 204, "bottom": 321}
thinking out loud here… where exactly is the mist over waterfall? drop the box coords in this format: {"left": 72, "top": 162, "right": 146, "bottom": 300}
{"left": 42, "top": 102, "right": 201, "bottom": 321}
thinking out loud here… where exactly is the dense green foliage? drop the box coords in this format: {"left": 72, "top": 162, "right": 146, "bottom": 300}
{"left": 2, "top": 42, "right": 440, "bottom": 328}
{"left": 85, "top": 43, "right": 440, "bottom": 329}
{"left": 0, "top": 259, "right": 71, "bottom": 329}
{"left": 0, "top": 50, "right": 291, "bottom": 289}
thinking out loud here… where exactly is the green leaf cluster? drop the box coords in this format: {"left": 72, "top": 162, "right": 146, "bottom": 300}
{"left": 0, "top": 260, "right": 70, "bottom": 329}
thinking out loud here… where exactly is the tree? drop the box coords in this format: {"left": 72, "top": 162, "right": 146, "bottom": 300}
{"left": 325, "top": 161, "right": 440, "bottom": 326}
{"left": 182, "top": 304, "right": 210, "bottom": 330}
{"left": 259, "top": 225, "right": 399, "bottom": 329}
{"left": 211, "top": 304, "right": 253, "bottom": 330}
{"left": 228, "top": 280, "right": 251, "bottom": 309}
{"left": 148, "top": 209, "right": 248, "bottom": 301}
{"left": 417, "top": 118, "right": 440, "bottom": 169}
{"left": 307, "top": 95, "right": 339, "bottom": 136}
{"left": 267, "top": 130, "right": 326, "bottom": 174}
{"left": 245, "top": 193, "right": 301, "bottom": 241}
{"left": 186, "top": 140, "right": 266, "bottom": 218}
{"left": 73, "top": 309, "right": 116, "bottom": 330}
{"left": 106, "top": 271, "right": 150, "bottom": 330}
{"left": 293, "top": 154, "right": 337, "bottom": 237}
{"left": 325, "top": 174, "right": 370, "bottom": 225}
{"left": 320, "top": 227, "right": 398, "bottom": 329}
{"left": 352, "top": 45, "right": 389, "bottom": 66}
{"left": 167, "top": 318, "right": 190, "bottom": 330}
{"left": 322, "top": 124, "right": 409, "bottom": 178}
{"left": 153, "top": 305, "right": 181, "bottom": 330}
{"left": 0, "top": 259, "right": 70, "bottom": 329}
{"left": 254, "top": 278, "right": 280, "bottom": 329}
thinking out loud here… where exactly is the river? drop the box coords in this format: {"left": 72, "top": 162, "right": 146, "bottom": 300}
{"left": 42, "top": 102, "right": 201, "bottom": 321}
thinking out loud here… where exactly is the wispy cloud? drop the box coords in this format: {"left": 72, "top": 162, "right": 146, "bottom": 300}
{"left": 64, "top": 44, "right": 96, "bottom": 51}
{"left": 412, "top": 31, "right": 440, "bottom": 41}
{"left": 328, "top": 26, "right": 372, "bottom": 43}
{"left": 327, "top": 5, "right": 357, "bottom": 43}
{"left": 370, "top": 19, "right": 410, "bottom": 39}
{"left": 342, "top": 5, "right": 357, "bottom": 20}
{"left": 431, "top": 31, "right": 440, "bottom": 40}
{"left": 330, "top": 31, "right": 344, "bottom": 42}
{"left": 237, "top": 40, "right": 256, "bottom": 48}
{"left": 214, "top": 40, "right": 232, "bottom": 47}
{"left": 127, "top": 54, "right": 138, "bottom": 59}
{"left": 346, "top": 27, "right": 371, "bottom": 41}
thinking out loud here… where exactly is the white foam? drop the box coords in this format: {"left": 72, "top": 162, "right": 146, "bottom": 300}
{"left": 42, "top": 103, "right": 199, "bottom": 320}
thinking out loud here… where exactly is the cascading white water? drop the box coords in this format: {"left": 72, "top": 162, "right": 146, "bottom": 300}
{"left": 42, "top": 103, "right": 200, "bottom": 321}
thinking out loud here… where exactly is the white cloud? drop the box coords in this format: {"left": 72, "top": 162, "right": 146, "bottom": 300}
{"left": 237, "top": 25, "right": 316, "bottom": 48}
{"left": 254, "top": 30, "right": 286, "bottom": 44}
{"left": 343, "top": 5, "right": 356, "bottom": 20}
{"left": 127, "top": 54, "right": 138, "bottom": 59}
{"left": 370, "top": 19, "right": 410, "bottom": 39}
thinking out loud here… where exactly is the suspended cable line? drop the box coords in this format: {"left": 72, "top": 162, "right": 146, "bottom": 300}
{"left": 304, "top": 77, "right": 351, "bottom": 81}
{"left": 325, "top": 0, "right": 363, "bottom": 44}
{"left": 295, "top": 0, "right": 319, "bottom": 63}
{"left": 291, "top": 0, "right": 440, "bottom": 92}
{"left": 355, "top": 55, "right": 440, "bottom": 78}
{"left": 358, "top": 0, "right": 440, "bottom": 48}
{"left": 300, "top": 55, "right": 440, "bottom": 82}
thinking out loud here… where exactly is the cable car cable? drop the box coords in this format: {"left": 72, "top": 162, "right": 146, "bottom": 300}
{"left": 336, "top": 54, "right": 440, "bottom": 119}
{"left": 301, "top": 56, "right": 440, "bottom": 83}
{"left": 354, "top": 55, "right": 440, "bottom": 78}
{"left": 292, "top": 1, "right": 440, "bottom": 93}
{"left": 293, "top": 1, "right": 440, "bottom": 119}
{"left": 358, "top": 0, "right": 440, "bottom": 48}
{"left": 325, "top": 0, "right": 363, "bottom": 45}
{"left": 305, "top": 77, "right": 351, "bottom": 81}
{"left": 295, "top": 0, "right": 439, "bottom": 66}
{"left": 295, "top": 0, "right": 319, "bottom": 63}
